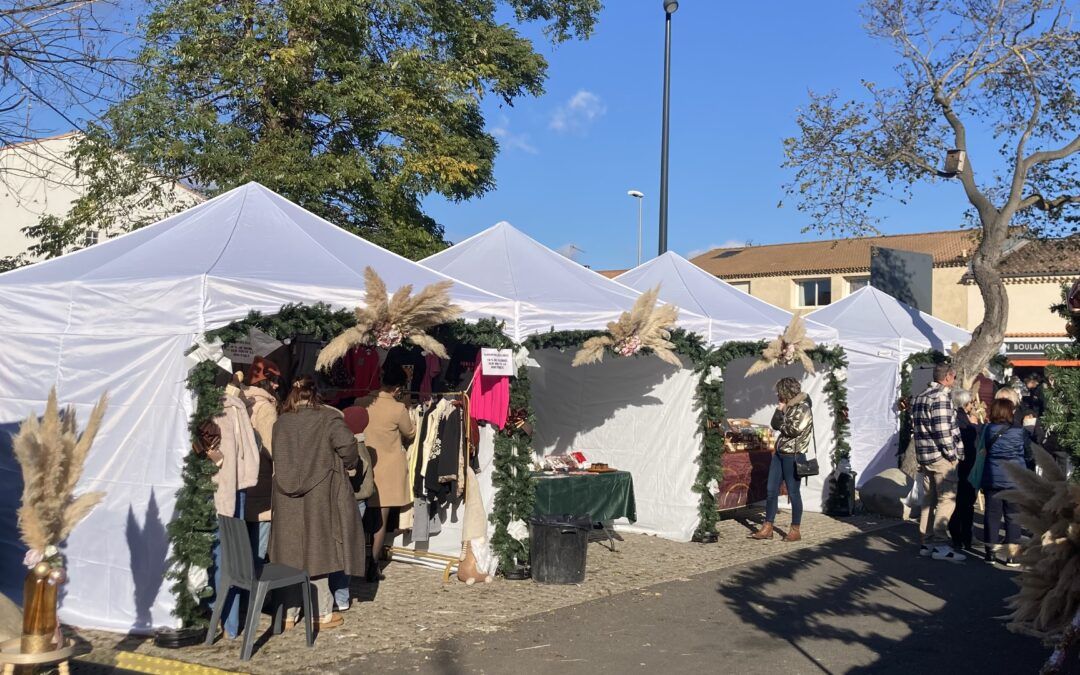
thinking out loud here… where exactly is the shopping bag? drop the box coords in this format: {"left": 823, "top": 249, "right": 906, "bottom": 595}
{"left": 904, "top": 475, "right": 924, "bottom": 508}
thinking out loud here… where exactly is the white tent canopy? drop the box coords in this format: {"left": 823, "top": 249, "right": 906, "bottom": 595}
{"left": 423, "top": 222, "right": 719, "bottom": 541}
{"left": 0, "top": 182, "right": 516, "bottom": 632}
{"left": 809, "top": 286, "right": 971, "bottom": 486}
{"left": 615, "top": 252, "right": 838, "bottom": 344}
{"left": 421, "top": 222, "right": 711, "bottom": 340}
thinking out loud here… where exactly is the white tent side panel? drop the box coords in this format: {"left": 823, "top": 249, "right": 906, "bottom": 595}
{"left": 0, "top": 332, "right": 196, "bottom": 631}
{"left": 528, "top": 350, "right": 701, "bottom": 542}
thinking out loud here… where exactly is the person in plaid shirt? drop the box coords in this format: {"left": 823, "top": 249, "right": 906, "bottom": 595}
{"left": 912, "top": 363, "right": 966, "bottom": 562}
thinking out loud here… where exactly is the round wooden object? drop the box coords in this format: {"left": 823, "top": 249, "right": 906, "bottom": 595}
{"left": 0, "top": 637, "right": 76, "bottom": 668}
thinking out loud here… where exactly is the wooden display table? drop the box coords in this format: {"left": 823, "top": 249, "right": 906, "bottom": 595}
{"left": 0, "top": 637, "right": 76, "bottom": 674}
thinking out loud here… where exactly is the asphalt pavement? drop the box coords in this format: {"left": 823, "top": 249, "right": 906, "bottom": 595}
{"left": 370, "top": 523, "right": 1049, "bottom": 675}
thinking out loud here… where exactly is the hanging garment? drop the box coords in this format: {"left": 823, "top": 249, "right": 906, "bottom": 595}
{"left": 288, "top": 335, "right": 324, "bottom": 382}
{"left": 419, "top": 353, "right": 443, "bottom": 398}
{"left": 346, "top": 346, "right": 382, "bottom": 397}
{"left": 386, "top": 345, "right": 427, "bottom": 393}
{"left": 427, "top": 407, "right": 463, "bottom": 507}
{"left": 444, "top": 345, "right": 479, "bottom": 389}
{"left": 469, "top": 363, "right": 510, "bottom": 429}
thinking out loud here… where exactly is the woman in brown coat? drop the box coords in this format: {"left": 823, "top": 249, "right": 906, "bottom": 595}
{"left": 269, "top": 377, "right": 364, "bottom": 628}
{"left": 364, "top": 366, "right": 415, "bottom": 581}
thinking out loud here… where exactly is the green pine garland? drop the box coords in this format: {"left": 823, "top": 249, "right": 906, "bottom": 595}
{"left": 897, "top": 350, "right": 950, "bottom": 454}
{"left": 1044, "top": 285, "right": 1080, "bottom": 477}
{"left": 168, "top": 359, "right": 225, "bottom": 627}
{"left": 489, "top": 365, "right": 536, "bottom": 572}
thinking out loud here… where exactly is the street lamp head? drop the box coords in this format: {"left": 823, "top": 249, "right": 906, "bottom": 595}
{"left": 627, "top": 190, "right": 644, "bottom": 199}
{"left": 664, "top": 1, "right": 678, "bottom": 14}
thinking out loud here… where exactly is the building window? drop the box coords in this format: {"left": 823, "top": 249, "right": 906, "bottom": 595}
{"left": 729, "top": 281, "right": 750, "bottom": 294}
{"left": 847, "top": 276, "right": 870, "bottom": 293}
{"left": 796, "top": 278, "right": 832, "bottom": 307}
{"left": 83, "top": 230, "right": 100, "bottom": 248}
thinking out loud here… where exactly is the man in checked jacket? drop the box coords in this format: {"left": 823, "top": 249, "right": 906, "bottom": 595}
{"left": 912, "top": 363, "right": 966, "bottom": 562}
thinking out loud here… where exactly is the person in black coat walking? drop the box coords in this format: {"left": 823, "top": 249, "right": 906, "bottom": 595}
{"left": 949, "top": 389, "right": 980, "bottom": 552}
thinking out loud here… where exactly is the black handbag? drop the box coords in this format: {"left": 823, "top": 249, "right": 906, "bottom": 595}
{"left": 795, "top": 426, "right": 820, "bottom": 478}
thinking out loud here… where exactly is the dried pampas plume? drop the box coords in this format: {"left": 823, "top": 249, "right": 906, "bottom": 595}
{"left": 999, "top": 446, "right": 1080, "bottom": 640}
{"left": 572, "top": 286, "right": 681, "bottom": 368}
{"left": 746, "top": 315, "right": 816, "bottom": 377}
{"left": 13, "top": 388, "right": 107, "bottom": 553}
{"left": 316, "top": 267, "right": 462, "bottom": 370}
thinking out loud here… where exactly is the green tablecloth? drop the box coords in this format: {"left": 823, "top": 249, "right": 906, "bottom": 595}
{"left": 532, "top": 471, "right": 637, "bottom": 523}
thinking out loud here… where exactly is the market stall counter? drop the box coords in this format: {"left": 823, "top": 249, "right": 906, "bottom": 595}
{"left": 532, "top": 470, "right": 637, "bottom": 551}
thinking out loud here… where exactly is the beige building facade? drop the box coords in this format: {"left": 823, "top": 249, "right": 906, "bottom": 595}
{"left": 0, "top": 132, "right": 203, "bottom": 262}
{"left": 685, "top": 230, "right": 1075, "bottom": 362}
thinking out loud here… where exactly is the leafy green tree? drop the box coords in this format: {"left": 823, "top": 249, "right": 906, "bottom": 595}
{"left": 783, "top": 0, "right": 1079, "bottom": 383}
{"left": 35, "top": 0, "right": 602, "bottom": 259}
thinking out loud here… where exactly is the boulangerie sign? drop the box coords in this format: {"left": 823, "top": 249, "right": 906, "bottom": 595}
{"left": 481, "top": 348, "right": 514, "bottom": 376}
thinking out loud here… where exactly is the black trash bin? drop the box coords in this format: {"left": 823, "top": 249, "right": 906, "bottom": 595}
{"left": 529, "top": 514, "right": 592, "bottom": 584}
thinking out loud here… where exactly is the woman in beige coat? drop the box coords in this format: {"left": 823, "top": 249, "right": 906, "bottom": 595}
{"left": 364, "top": 366, "right": 415, "bottom": 581}
{"left": 242, "top": 356, "right": 281, "bottom": 563}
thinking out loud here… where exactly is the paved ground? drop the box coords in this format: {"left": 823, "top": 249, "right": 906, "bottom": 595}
{"left": 73, "top": 512, "right": 894, "bottom": 674}
{"left": 366, "top": 524, "right": 1049, "bottom": 675}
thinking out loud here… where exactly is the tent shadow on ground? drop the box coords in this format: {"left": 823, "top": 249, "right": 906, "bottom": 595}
{"left": 715, "top": 523, "right": 1047, "bottom": 673}
{"left": 126, "top": 490, "right": 169, "bottom": 631}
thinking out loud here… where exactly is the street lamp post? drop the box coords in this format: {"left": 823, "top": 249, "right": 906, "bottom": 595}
{"left": 627, "top": 190, "right": 644, "bottom": 266}
{"left": 658, "top": 0, "right": 677, "bottom": 255}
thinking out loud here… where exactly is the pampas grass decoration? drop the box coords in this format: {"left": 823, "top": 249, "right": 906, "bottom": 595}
{"left": 13, "top": 388, "right": 107, "bottom": 553}
{"left": 746, "top": 315, "right": 816, "bottom": 377}
{"left": 1000, "top": 446, "right": 1080, "bottom": 639}
{"left": 572, "top": 286, "right": 681, "bottom": 367}
{"left": 316, "top": 267, "right": 462, "bottom": 371}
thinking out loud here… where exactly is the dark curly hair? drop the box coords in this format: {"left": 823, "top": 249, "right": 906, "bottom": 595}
{"left": 776, "top": 377, "right": 801, "bottom": 403}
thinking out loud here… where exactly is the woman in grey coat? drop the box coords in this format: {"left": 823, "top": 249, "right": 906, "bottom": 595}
{"left": 270, "top": 376, "right": 365, "bottom": 628}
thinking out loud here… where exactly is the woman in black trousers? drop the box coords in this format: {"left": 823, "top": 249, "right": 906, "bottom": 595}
{"left": 949, "top": 389, "right": 979, "bottom": 552}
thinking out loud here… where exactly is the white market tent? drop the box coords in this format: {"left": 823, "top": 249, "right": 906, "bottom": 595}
{"left": 808, "top": 286, "right": 971, "bottom": 487}
{"left": 421, "top": 222, "right": 711, "bottom": 340}
{"left": 0, "top": 182, "right": 517, "bottom": 632}
{"left": 616, "top": 251, "right": 842, "bottom": 514}
{"left": 423, "top": 223, "right": 713, "bottom": 541}
{"left": 615, "top": 251, "right": 838, "bottom": 344}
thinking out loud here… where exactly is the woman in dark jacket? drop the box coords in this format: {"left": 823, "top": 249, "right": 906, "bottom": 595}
{"left": 949, "top": 389, "right": 979, "bottom": 551}
{"left": 981, "top": 398, "right": 1028, "bottom": 567}
{"left": 270, "top": 377, "right": 365, "bottom": 629}
{"left": 749, "top": 377, "right": 813, "bottom": 543}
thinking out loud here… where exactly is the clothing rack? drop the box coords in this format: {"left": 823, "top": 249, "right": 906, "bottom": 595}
{"left": 386, "top": 546, "right": 459, "bottom": 583}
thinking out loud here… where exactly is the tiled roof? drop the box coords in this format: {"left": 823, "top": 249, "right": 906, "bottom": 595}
{"left": 690, "top": 230, "right": 981, "bottom": 279}
{"left": 597, "top": 269, "right": 626, "bottom": 279}
{"left": 994, "top": 237, "right": 1080, "bottom": 278}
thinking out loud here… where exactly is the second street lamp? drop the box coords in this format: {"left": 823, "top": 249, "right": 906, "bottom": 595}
{"left": 627, "top": 190, "right": 645, "bottom": 266}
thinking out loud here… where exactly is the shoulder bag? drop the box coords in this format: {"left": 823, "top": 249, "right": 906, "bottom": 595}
{"left": 795, "top": 420, "right": 820, "bottom": 479}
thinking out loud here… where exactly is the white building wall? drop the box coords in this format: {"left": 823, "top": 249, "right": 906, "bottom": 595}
{"left": 0, "top": 133, "right": 203, "bottom": 260}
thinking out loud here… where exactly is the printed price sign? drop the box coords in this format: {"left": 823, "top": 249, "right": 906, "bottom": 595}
{"left": 480, "top": 348, "right": 514, "bottom": 376}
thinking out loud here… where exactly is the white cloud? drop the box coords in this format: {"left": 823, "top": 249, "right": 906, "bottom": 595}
{"left": 686, "top": 240, "right": 746, "bottom": 258}
{"left": 550, "top": 90, "right": 607, "bottom": 134}
{"left": 491, "top": 116, "right": 538, "bottom": 154}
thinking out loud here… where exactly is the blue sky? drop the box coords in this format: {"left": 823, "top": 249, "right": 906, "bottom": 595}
{"left": 423, "top": 1, "right": 987, "bottom": 271}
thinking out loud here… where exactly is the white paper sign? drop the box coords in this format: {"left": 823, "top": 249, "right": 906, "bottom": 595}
{"left": 481, "top": 348, "right": 514, "bottom": 376}
{"left": 223, "top": 328, "right": 284, "bottom": 364}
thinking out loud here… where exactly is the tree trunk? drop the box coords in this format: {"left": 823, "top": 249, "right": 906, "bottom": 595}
{"left": 954, "top": 216, "right": 1010, "bottom": 386}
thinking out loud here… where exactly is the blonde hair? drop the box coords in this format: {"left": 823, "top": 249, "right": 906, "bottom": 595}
{"left": 995, "top": 387, "right": 1021, "bottom": 405}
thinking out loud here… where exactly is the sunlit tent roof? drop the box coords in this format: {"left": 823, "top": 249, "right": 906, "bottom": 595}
{"left": 616, "top": 251, "right": 838, "bottom": 344}
{"left": 421, "top": 221, "right": 711, "bottom": 341}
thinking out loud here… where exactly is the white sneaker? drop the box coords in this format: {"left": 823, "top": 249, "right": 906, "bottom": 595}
{"left": 932, "top": 546, "right": 966, "bottom": 563}
{"left": 918, "top": 545, "right": 932, "bottom": 557}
